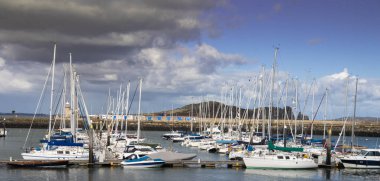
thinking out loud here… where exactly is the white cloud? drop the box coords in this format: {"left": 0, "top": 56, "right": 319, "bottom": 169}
{"left": 0, "top": 57, "right": 34, "bottom": 93}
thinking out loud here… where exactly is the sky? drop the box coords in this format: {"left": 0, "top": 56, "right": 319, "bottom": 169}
{"left": 0, "top": 0, "right": 379, "bottom": 119}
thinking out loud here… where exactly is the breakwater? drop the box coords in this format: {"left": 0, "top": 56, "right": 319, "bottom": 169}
{"left": 2, "top": 117, "right": 380, "bottom": 137}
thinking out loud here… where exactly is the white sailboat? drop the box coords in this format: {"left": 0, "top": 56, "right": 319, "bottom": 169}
{"left": 22, "top": 45, "right": 90, "bottom": 161}
{"left": 243, "top": 152, "right": 318, "bottom": 169}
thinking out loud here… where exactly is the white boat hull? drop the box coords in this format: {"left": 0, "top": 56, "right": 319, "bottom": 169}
{"left": 121, "top": 161, "right": 164, "bottom": 168}
{"left": 243, "top": 157, "right": 318, "bottom": 169}
{"left": 340, "top": 158, "right": 380, "bottom": 169}
{"left": 22, "top": 153, "right": 89, "bottom": 160}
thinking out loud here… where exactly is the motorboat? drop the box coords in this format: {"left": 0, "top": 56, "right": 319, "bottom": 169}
{"left": 121, "top": 154, "right": 165, "bottom": 168}
{"left": 339, "top": 149, "right": 380, "bottom": 168}
{"left": 162, "top": 131, "right": 183, "bottom": 140}
{"left": 120, "top": 145, "right": 157, "bottom": 159}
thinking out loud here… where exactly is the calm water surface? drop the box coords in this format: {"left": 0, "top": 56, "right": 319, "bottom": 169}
{"left": 1, "top": 128, "right": 380, "bottom": 181}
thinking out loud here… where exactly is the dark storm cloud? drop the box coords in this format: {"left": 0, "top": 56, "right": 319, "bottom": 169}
{"left": 0, "top": 0, "right": 225, "bottom": 63}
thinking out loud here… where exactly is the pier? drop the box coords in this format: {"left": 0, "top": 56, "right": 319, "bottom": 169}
{"left": 0, "top": 159, "right": 246, "bottom": 168}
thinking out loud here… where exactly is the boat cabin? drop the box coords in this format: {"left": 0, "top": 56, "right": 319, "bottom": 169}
{"left": 359, "top": 149, "right": 380, "bottom": 157}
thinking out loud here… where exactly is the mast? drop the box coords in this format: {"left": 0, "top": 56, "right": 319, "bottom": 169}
{"left": 294, "top": 79, "right": 298, "bottom": 141}
{"left": 351, "top": 77, "right": 358, "bottom": 149}
{"left": 268, "top": 47, "right": 279, "bottom": 140}
{"left": 283, "top": 78, "right": 289, "bottom": 143}
{"left": 62, "top": 65, "right": 67, "bottom": 129}
{"left": 137, "top": 78, "right": 142, "bottom": 143}
{"left": 124, "top": 81, "right": 130, "bottom": 136}
{"left": 323, "top": 89, "right": 328, "bottom": 139}
{"left": 48, "top": 43, "right": 56, "bottom": 142}
{"left": 311, "top": 79, "right": 315, "bottom": 139}
{"left": 191, "top": 97, "right": 193, "bottom": 132}
{"left": 343, "top": 77, "right": 349, "bottom": 152}
{"left": 258, "top": 68, "right": 264, "bottom": 139}
{"left": 69, "top": 53, "right": 76, "bottom": 136}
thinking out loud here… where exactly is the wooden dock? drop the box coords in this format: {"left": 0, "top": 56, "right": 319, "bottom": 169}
{"left": 1, "top": 159, "right": 245, "bottom": 168}
{"left": 165, "top": 160, "right": 245, "bottom": 168}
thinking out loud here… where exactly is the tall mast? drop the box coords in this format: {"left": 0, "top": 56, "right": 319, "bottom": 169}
{"left": 259, "top": 67, "right": 264, "bottom": 139}
{"left": 343, "top": 77, "right": 349, "bottom": 151}
{"left": 191, "top": 97, "right": 194, "bottom": 132}
{"left": 69, "top": 53, "right": 76, "bottom": 136}
{"left": 351, "top": 77, "right": 358, "bottom": 149}
{"left": 124, "top": 81, "right": 130, "bottom": 136}
{"left": 137, "top": 78, "right": 142, "bottom": 143}
{"left": 323, "top": 89, "right": 328, "bottom": 139}
{"left": 283, "top": 78, "right": 289, "bottom": 143}
{"left": 311, "top": 79, "right": 315, "bottom": 139}
{"left": 294, "top": 78, "right": 298, "bottom": 141}
{"left": 268, "top": 47, "right": 279, "bottom": 140}
{"left": 48, "top": 43, "right": 56, "bottom": 141}
{"left": 61, "top": 65, "right": 67, "bottom": 129}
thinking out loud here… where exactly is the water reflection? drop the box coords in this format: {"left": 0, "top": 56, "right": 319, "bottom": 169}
{"left": 244, "top": 169, "right": 319, "bottom": 180}
{"left": 342, "top": 169, "right": 380, "bottom": 180}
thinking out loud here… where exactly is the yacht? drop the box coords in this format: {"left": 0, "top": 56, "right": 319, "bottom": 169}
{"left": 339, "top": 149, "right": 380, "bottom": 168}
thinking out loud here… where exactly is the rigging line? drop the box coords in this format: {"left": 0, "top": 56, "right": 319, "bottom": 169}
{"left": 307, "top": 92, "right": 326, "bottom": 137}
{"left": 52, "top": 86, "right": 65, "bottom": 131}
{"left": 23, "top": 62, "right": 53, "bottom": 149}
{"left": 126, "top": 81, "right": 139, "bottom": 115}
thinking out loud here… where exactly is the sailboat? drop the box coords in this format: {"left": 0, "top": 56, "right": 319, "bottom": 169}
{"left": 243, "top": 151, "right": 318, "bottom": 169}
{"left": 0, "top": 118, "right": 7, "bottom": 137}
{"left": 21, "top": 45, "right": 90, "bottom": 161}
{"left": 243, "top": 142, "right": 317, "bottom": 169}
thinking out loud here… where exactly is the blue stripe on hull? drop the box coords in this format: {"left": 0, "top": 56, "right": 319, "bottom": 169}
{"left": 122, "top": 161, "right": 164, "bottom": 166}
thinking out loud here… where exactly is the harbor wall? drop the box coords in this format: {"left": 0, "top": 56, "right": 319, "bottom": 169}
{"left": 2, "top": 117, "right": 380, "bottom": 137}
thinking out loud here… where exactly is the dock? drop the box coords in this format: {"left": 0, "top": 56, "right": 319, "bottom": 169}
{"left": 0, "top": 159, "right": 245, "bottom": 168}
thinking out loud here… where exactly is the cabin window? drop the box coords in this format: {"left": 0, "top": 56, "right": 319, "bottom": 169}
{"left": 366, "top": 151, "right": 379, "bottom": 156}
{"left": 65, "top": 151, "right": 70, "bottom": 154}
{"left": 277, "top": 156, "right": 284, "bottom": 159}
{"left": 360, "top": 150, "right": 368, "bottom": 156}
{"left": 285, "top": 156, "right": 290, "bottom": 160}
{"left": 57, "top": 151, "right": 64, "bottom": 154}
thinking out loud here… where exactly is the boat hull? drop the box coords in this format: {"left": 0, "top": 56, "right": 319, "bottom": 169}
{"left": 243, "top": 157, "right": 318, "bottom": 169}
{"left": 121, "top": 161, "right": 165, "bottom": 168}
{"left": 340, "top": 159, "right": 380, "bottom": 169}
{"left": 7, "top": 160, "right": 69, "bottom": 168}
{"left": 22, "top": 153, "right": 88, "bottom": 161}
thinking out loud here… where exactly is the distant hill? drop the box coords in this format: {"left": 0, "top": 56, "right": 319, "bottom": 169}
{"left": 150, "top": 101, "right": 309, "bottom": 120}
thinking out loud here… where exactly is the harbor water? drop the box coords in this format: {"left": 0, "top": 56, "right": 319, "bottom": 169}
{"left": 1, "top": 128, "right": 380, "bottom": 180}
